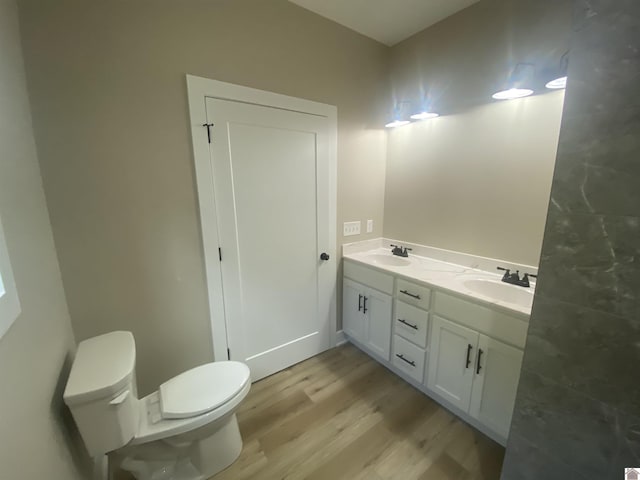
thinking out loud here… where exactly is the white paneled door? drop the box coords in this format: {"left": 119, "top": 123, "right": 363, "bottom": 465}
{"left": 203, "top": 96, "right": 334, "bottom": 381}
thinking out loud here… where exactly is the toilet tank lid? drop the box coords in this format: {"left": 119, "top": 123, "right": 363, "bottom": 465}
{"left": 64, "top": 331, "right": 136, "bottom": 406}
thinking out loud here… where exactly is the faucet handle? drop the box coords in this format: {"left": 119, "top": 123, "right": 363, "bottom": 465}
{"left": 521, "top": 272, "right": 537, "bottom": 288}
{"left": 497, "top": 266, "right": 510, "bottom": 282}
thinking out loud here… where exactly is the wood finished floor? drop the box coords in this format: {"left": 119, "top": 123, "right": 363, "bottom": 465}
{"left": 211, "top": 344, "right": 504, "bottom": 480}
{"left": 116, "top": 344, "right": 504, "bottom": 479}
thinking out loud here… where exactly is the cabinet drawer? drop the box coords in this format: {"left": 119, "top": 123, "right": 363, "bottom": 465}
{"left": 344, "top": 260, "right": 394, "bottom": 295}
{"left": 433, "top": 292, "right": 528, "bottom": 349}
{"left": 395, "top": 278, "right": 431, "bottom": 310}
{"left": 394, "top": 301, "right": 429, "bottom": 349}
{"left": 392, "top": 335, "right": 426, "bottom": 383}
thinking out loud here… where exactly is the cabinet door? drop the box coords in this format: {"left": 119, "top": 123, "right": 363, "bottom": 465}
{"left": 427, "top": 315, "right": 478, "bottom": 412}
{"left": 469, "top": 334, "right": 523, "bottom": 439}
{"left": 364, "top": 288, "right": 392, "bottom": 361}
{"left": 342, "top": 278, "right": 365, "bottom": 343}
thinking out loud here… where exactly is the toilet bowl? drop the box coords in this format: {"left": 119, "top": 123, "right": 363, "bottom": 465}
{"left": 63, "top": 331, "right": 251, "bottom": 480}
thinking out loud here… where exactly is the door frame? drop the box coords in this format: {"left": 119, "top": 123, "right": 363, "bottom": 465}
{"left": 186, "top": 74, "right": 338, "bottom": 362}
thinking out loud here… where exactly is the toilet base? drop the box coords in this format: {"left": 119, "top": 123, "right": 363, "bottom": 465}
{"left": 190, "top": 413, "right": 243, "bottom": 477}
{"left": 117, "top": 413, "right": 243, "bottom": 480}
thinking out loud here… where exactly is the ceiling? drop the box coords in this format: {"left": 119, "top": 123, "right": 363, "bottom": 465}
{"left": 288, "top": 0, "right": 480, "bottom": 47}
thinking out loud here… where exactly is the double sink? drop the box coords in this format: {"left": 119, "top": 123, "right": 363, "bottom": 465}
{"left": 347, "top": 249, "right": 534, "bottom": 315}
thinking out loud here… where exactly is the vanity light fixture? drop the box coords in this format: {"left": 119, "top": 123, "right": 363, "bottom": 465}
{"left": 385, "top": 119, "right": 410, "bottom": 128}
{"left": 385, "top": 101, "right": 411, "bottom": 128}
{"left": 492, "top": 63, "right": 535, "bottom": 100}
{"left": 410, "top": 111, "right": 439, "bottom": 120}
{"left": 545, "top": 76, "right": 567, "bottom": 89}
{"left": 546, "top": 51, "right": 569, "bottom": 90}
{"left": 410, "top": 96, "right": 439, "bottom": 120}
{"left": 492, "top": 88, "right": 534, "bottom": 100}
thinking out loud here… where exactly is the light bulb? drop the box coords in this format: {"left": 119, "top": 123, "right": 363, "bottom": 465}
{"left": 546, "top": 76, "right": 567, "bottom": 89}
{"left": 492, "top": 88, "right": 534, "bottom": 100}
{"left": 410, "top": 112, "right": 439, "bottom": 120}
{"left": 385, "top": 120, "right": 410, "bottom": 128}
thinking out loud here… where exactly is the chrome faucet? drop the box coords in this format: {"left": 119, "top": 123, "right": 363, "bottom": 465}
{"left": 390, "top": 244, "right": 412, "bottom": 257}
{"left": 497, "top": 267, "right": 537, "bottom": 288}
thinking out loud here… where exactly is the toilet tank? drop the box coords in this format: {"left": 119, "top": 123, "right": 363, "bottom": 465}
{"left": 64, "top": 331, "right": 140, "bottom": 457}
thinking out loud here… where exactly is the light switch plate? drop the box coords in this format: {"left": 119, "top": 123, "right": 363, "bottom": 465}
{"left": 343, "top": 221, "right": 361, "bottom": 236}
{"left": 366, "top": 219, "right": 373, "bottom": 233}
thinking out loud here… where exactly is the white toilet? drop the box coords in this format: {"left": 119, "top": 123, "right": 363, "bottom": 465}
{"left": 63, "top": 331, "right": 251, "bottom": 480}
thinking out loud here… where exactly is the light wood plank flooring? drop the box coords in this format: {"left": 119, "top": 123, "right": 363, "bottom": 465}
{"left": 212, "top": 344, "right": 504, "bottom": 480}
{"left": 117, "top": 344, "right": 504, "bottom": 479}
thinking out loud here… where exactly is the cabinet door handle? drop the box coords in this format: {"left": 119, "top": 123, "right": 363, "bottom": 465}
{"left": 476, "top": 348, "right": 483, "bottom": 374}
{"left": 362, "top": 296, "right": 368, "bottom": 314}
{"left": 465, "top": 344, "right": 473, "bottom": 369}
{"left": 358, "top": 294, "right": 363, "bottom": 312}
{"left": 395, "top": 353, "right": 416, "bottom": 367}
{"left": 400, "top": 289, "right": 421, "bottom": 300}
{"left": 398, "top": 318, "right": 418, "bottom": 330}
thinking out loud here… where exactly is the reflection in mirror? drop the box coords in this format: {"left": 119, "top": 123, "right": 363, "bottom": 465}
{"left": 381, "top": 0, "right": 573, "bottom": 477}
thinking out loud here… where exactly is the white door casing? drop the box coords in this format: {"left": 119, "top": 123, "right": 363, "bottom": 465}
{"left": 186, "top": 75, "right": 337, "bottom": 379}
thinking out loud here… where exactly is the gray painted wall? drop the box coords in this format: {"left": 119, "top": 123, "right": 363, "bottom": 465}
{"left": 17, "top": 0, "right": 389, "bottom": 395}
{"left": 0, "top": 0, "right": 86, "bottom": 477}
{"left": 502, "top": 0, "right": 640, "bottom": 478}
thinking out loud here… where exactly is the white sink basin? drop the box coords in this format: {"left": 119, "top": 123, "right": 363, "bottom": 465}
{"left": 364, "top": 254, "right": 411, "bottom": 267}
{"left": 463, "top": 279, "right": 534, "bottom": 307}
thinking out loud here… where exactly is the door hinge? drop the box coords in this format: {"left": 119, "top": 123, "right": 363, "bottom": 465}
{"left": 218, "top": 247, "right": 222, "bottom": 261}
{"left": 203, "top": 123, "right": 214, "bottom": 143}
{"left": 227, "top": 348, "right": 231, "bottom": 360}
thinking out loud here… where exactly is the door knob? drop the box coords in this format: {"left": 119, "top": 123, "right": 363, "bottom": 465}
{"left": 320, "top": 252, "right": 330, "bottom": 261}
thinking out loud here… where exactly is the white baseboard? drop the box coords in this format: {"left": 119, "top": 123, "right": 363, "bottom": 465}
{"left": 335, "top": 330, "right": 347, "bottom": 346}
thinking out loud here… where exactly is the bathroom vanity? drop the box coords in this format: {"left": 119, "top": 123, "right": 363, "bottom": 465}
{"left": 342, "top": 240, "right": 534, "bottom": 446}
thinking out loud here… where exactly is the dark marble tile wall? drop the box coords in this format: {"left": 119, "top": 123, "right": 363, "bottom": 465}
{"left": 502, "top": 1, "right": 640, "bottom": 479}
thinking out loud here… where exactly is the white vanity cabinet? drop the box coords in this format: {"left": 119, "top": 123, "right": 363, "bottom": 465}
{"left": 429, "top": 291, "right": 527, "bottom": 440}
{"left": 342, "top": 257, "right": 528, "bottom": 445}
{"left": 427, "top": 315, "right": 478, "bottom": 412}
{"left": 343, "top": 278, "right": 367, "bottom": 341}
{"left": 343, "top": 263, "right": 393, "bottom": 361}
{"left": 391, "top": 279, "right": 431, "bottom": 383}
{"left": 468, "top": 334, "right": 524, "bottom": 438}
{"left": 393, "top": 300, "right": 429, "bottom": 349}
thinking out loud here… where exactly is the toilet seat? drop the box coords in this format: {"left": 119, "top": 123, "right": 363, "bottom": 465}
{"left": 160, "top": 362, "right": 250, "bottom": 420}
{"left": 130, "top": 362, "right": 251, "bottom": 445}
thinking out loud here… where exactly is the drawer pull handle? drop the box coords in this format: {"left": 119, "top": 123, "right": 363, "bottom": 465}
{"left": 476, "top": 348, "right": 484, "bottom": 374}
{"left": 465, "top": 344, "right": 473, "bottom": 369}
{"left": 400, "top": 289, "right": 421, "bottom": 300}
{"left": 363, "top": 296, "right": 368, "bottom": 314}
{"left": 395, "top": 353, "right": 416, "bottom": 367}
{"left": 358, "top": 294, "right": 363, "bottom": 312}
{"left": 398, "top": 318, "right": 418, "bottom": 330}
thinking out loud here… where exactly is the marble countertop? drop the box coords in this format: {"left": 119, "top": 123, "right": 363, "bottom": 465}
{"left": 343, "top": 247, "right": 534, "bottom": 318}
